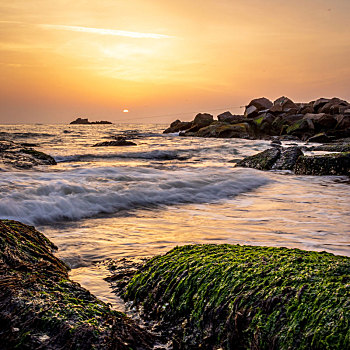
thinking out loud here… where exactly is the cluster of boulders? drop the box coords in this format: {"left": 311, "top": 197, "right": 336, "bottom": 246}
{"left": 236, "top": 144, "right": 350, "bottom": 176}
{"left": 0, "top": 140, "right": 57, "bottom": 169}
{"left": 92, "top": 136, "right": 137, "bottom": 147}
{"left": 164, "top": 96, "right": 350, "bottom": 142}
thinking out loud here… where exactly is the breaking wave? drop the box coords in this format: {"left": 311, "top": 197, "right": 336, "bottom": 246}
{"left": 0, "top": 166, "right": 269, "bottom": 225}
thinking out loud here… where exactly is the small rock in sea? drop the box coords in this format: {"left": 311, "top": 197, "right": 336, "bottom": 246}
{"left": 92, "top": 140, "right": 137, "bottom": 147}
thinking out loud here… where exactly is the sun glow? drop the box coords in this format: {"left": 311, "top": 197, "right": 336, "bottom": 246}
{"left": 123, "top": 109, "right": 129, "bottom": 113}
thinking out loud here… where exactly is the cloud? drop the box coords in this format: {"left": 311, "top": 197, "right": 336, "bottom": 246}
{"left": 38, "top": 24, "right": 174, "bottom": 39}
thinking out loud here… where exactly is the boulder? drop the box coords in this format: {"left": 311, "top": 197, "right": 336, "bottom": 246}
{"left": 163, "top": 119, "right": 192, "bottom": 133}
{"left": 286, "top": 119, "right": 314, "bottom": 140}
{"left": 304, "top": 113, "right": 337, "bottom": 131}
{"left": 318, "top": 98, "right": 349, "bottom": 114}
{"left": 313, "top": 98, "right": 330, "bottom": 112}
{"left": 270, "top": 96, "right": 298, "bottom": 113}
{"left": 253, "top": 113, "right": 276, "bottom": 135}
{"left": 307, "top": 133, "right": 331, "bottom": 144}
{"left": 272, "top": 147, "right": 303, "bottom": 171}
{"left": 236, "top": 147, "right": 281, "bottom": 170}
{"left": 195, "top": 122, "right": 251, "bottom": 138}
{"left": 244, "top": 97, "right": 273, "bottom": 118}
{"left": 295, "top": 152, "right": 350, "bottom": 176}
{"left": 335, "top": 115, "right": 350, "bottom": 130}
{"left": 217, "top": 112, "right": 245, "bottom": 124}
{"left": 193, "top": 113, "right": 214, "bottom": 128}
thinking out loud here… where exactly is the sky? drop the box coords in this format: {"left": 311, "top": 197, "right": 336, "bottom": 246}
{"left": 1, "top": 0, "right": 350, "bottom": 124}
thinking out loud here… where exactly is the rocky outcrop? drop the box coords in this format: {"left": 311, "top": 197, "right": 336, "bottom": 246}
{"left": 108, "top": 244, "right": 350, "bottom": 350}
{"left": 0, "top": 220, "right": 154, "bottom": 350}
{"left": 237, "top": 145, "right": 350, "bottom": 176}
{"left": 0, "top": 140, "right": 56, "bottom": 169}
{"left": 70, "top": 118, "right": 112, "bottom": 125}
{"left": 163, "top": 96, "right": 350, "bottom": 141}
{"left": 295, "top": 152, "right": 350, "bottom": 176}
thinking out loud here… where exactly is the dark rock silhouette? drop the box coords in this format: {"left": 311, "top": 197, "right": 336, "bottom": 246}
{"left": 70, "top": 118, "right": 112, "bottom": 125}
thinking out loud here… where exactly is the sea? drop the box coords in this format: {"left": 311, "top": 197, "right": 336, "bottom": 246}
{"left": 1, "top": 123, "right": 349, "bottom": 309}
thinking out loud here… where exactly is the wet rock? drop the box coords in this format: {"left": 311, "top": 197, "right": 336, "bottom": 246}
{"left": 307, "top": 133, "right": 331, "bottom": 144}
{"left": 272, "top": 146, "right": 303, "bottom": 171}
{"left": 310, "top": 143, "right": 350, "bottom": 153}
{"left": 295, "top": 152, "right": 350, "bottom": 176}
{"left": 0, "top": 140, "right": 56, "bottom": 169}
{"left": 304, "top": 113, "right": 337, "bottom": 131}
{"left": 163, "top": 119, "right": 192, "bottom": 133}
{"left": 92, "top": 140, "right": 137, "bottom": 147}
{"left": 195, "top": 122, "right": 252, "bottom": 138}
{"left": 0, "top": 220, "right": 154, "bottom": 350}
{"left": 286, "top": 119, "right": 314, "bottom": 140}
{"left": 117, "top": 244, "right": 350, "bottom": 350}
{"left": 236, "top": 147, "right": 281, "bottom": 170}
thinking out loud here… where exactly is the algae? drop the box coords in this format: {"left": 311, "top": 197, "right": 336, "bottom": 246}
{"left": 120, "top": 244, "right": 350, "bottom": 350}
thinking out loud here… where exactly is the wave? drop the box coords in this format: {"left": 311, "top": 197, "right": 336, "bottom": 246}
{"left": 0, "top": 166, "right": 270, "bottom": 225}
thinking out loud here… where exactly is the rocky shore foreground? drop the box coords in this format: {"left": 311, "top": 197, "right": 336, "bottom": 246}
{"left": 164, "top": 96, "right": 350, "bottom": 142}
{"left": 1, "top": 220, "right": 349, "bottom": 349}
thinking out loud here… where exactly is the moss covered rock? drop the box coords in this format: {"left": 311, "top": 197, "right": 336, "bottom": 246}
{"left": 294, "top": 152, "right": 350, "bottom": 176}
{"left": 0, "top": 220, "right": 154, "bottom": 350}
{"left": 120, "top": 244, "right": 350, "bottom": 350}
{"left": 236, "top": 147, "right": 281, "bottom": 170}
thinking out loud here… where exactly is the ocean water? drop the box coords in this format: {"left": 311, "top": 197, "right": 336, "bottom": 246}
{"left": 1, "top": 123, "right": 349, "bottom": 308}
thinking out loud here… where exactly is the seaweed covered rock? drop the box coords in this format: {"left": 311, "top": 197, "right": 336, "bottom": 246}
{"left": 92, "top": 139, "right": 136, "bottom": 147}
{"left": 294, "top": 152, "right": 350, "bottom": 176}
{"left": 0, "top": 220, "right": 154, "bottom": 350}
{"left": 163, "top": 119, "right": 193, "bottom": 133}
{"left": 119, "top": 244, "right": 350, "bottom": 350}
{"left": 236, "top": 147, "right": 281, "bottom": 170}
{"left": 0, "top": 140, "right": 56, "bottom": 169}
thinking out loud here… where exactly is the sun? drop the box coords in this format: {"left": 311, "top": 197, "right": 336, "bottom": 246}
{"left": 123, "top": 109, "right": 129, "bottom": 113}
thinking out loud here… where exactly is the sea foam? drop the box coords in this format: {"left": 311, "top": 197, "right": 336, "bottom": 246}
{"left": 0, "top": 166, "right": 269, "bottom": 225}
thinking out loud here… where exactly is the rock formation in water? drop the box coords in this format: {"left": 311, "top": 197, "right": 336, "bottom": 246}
{"left": 236, "top": 144, "right": 350, "bottom": 176}
{"left": 107, "top": 244, "right": 350, "bottom": 350}
{"left": 0, "top": 219, "right": 154, "bottom": 349}
{"left": 70, "top": 118, "right": 112, "bottom": 125}
{"left": 163, "top": 96, "right": 350, "bottom": 142}
{"left": 0, "top": 140, "right": 56, "bottom": 169}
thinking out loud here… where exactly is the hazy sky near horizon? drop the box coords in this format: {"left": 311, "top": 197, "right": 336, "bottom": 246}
{"left": 1, "top": 0, "right": 350, "bottom": 123}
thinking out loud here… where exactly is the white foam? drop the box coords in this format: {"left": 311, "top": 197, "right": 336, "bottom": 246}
{"left": 0, "top": 166, "right": 269, "bottom": 225}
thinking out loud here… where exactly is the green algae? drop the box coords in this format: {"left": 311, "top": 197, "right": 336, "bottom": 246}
{"left": 123, "top": 244, "right": 350, "bottom": 349}
{"left": 0, "top": 220, "right": 154, "bottom": 350}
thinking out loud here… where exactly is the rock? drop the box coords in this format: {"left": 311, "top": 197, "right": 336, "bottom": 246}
{"left": 304, "top": 113, "right": 337, "bottom": 131}
{"left": 163, "top": 119, "right": 192, "bottom": 133}
{"left": 195, "top": 122, "right": 251, "bottom": 138}
{"left": 307, "top": 133, "right": 331, "bottom": 143}
{"left": 0, "top": 141, "right": 57, "bottom": 169}
{"left": 70, "top": 118, "right": 112, "bottom": 125}
{"left": 92, "top": 139, "right": 137, "bottom": 147}
{"left": 310, "top": 143, "right": 350, "bottom": 153}
{"left": 217, "top": 112, "right": 245, "bottom": 124}
{"left": 313, "top": 98, "right": 330, "bottom": 112}
{"left": 295, "top": 152, "right": 350, "bottom": 176}
{"left": 272, "top": 146, "right": 303, "bottom": 171}
{"left": 236, "top": 147, "right": 281, "bottom": 170}
{"left": 193, "top": 113, "right": 214, "bottom": 128}
{"left": 244, "top": 97, "right": 273, "bottom": 118}
{"left": 0, "top": 220, "right": 154, "bottom": 349}
{"left": 253, "top": 113, "right": 276, "bottom": 135}
{"left": 270, "top": 96, "right": 298, "bottom": 113}
{"left": 318, "top": 98, "right": 349, "bottom": 114}
{"left": 286, "top": 119, "right": 314, "bottom": 140}
{"left": 335, "top": 115, "right": 350, "bottom": 130}
{"left": 117, "top": 244, "right": 350, "bottom": 350}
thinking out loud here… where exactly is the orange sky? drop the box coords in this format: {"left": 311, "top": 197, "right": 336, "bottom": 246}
{"left": 1, "top": 0, "right": 350, "bottom": 124}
